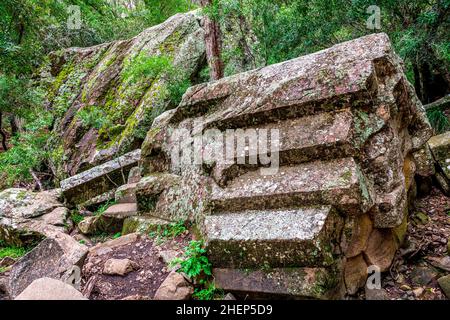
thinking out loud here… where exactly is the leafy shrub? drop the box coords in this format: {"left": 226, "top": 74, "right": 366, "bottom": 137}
{"left": 122, "top": 53, "right": 172, "bottom": 84}
{"left": 0, "top": 113, "right": 52, "bottom": 188}
{"left": 122, "top": 52, "right": 191, "bottom": 107}
{"left": 148, "top": 220, "right": 188, "bottom": 244}
{"left": 172, "top": 240, "right": 212, "bottom": 280}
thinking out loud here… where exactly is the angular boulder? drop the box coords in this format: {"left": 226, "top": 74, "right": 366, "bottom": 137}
{"left": 153, "top": 271, "right": 193, "bottom": 300}
{"left": 15, "top": 277, "right": 87, "bottom": 300}
{"left": 0, "top": 188, "right": 68, "bottom": 246}
{"left": 103, "top": 258, "right": 139, "bottom": 276}
{"left": 8, "top": 233, "right": 88, "bottom": 298}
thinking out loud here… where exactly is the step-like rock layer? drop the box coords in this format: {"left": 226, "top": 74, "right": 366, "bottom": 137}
{"left": 213, "top": 267, "right": 342, "bottom": 299}
{"left": 205, "top": 206, "right": 341, "bottom": 268}
{"left": 208, "top": 110, "right": 356, "bottom": 186}
{"left": 210, "top": 157, "right": 373, "bottom": 214}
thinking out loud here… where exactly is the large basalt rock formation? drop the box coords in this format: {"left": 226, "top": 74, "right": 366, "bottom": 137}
{"left": 138, "top": 33, "right": 432, "bottom": 298}
{"left": 39, "top": 11, "right": 206, "bottom": 181}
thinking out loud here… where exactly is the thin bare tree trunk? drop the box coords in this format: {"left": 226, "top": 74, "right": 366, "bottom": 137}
{"left": 200, "top": 0, "right": 224, "bottom": 80}
{"left": 0, "top": 112, "right": 8, "bottom": 151}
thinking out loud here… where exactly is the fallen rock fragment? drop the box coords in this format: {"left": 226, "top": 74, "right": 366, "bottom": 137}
{"left": 103, "top": 258, "right": 139, "bottom": 276}
{"left": 437, "top": 275, "right": 450, "bottom": 299}
{"left": 8, "top": 233, "right": 88, "bottom": 298}
{"left": 365, "top": 287, "right": 389, "bottom": 300}
{"left": 153, "top": 271, "right": 193, "bottom": 300}
{"left": 363, "top": 229, "right": 397, "bottom": 272}
{"left": 89, "top": 233, "right": 139, "bottom": 256}
{"left": 14, "top": 277, "right": 87, "bottom": 300}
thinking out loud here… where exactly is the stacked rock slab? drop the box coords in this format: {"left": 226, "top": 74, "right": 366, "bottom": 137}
{"left": 60, "top": 149, "right": 141, "bottom": 205}
{"left": 139, "top": 33, "right": 432, "bottom": 298}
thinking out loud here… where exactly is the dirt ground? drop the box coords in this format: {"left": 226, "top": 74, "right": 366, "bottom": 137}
{"left": 380, "top": 187, "right": 450, "bottom": 300}
{"left": 81, "top": 232, "right": 191, "bottom": 300}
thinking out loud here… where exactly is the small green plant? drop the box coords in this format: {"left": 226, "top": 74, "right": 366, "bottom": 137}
{"left": 427, "top": 108, "right": 450, "bottom": 134}
{"left": 122, "top": 53, "right": 171, "bottom": 84}
{"left": 94, "top": 200, "right": 116, "bottom": 216}
{"left": 172, "top": 240, "right": 212, "bottom": 280}
{"left": 0, "top": 266, "right": 7, "bottom": 273}
{"left": 112, "top": 232, "right": 122, "bottom": 239}
{"left": 162, "top": 220, "right": 187, "bottom": 238}
{"left": 70, "top": 212, "right": 85, "bottom": 224}
{"left": 193, "top": 282, "right": 223, "bottom": 300}
{"left": 78, "top": 239, "right": 86, "bottom": 245}
{"left": 0, "top": 245, "right": 28, "bottom": 259}
{"left": 148, "top": 220, "right": 187, "bottom": 243}
{"left": 77, "top": 105, "right": 110, "bottom": 130}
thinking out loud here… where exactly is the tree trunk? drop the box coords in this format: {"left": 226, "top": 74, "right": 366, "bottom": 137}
{"left": 0, "top": 112, "right": 8, "bottom": 151}
{"left": 10, "top": 115, "right": 24, "bottom": 136}
{"left": 200, "top": 0, "right": 224, "bottom": 80}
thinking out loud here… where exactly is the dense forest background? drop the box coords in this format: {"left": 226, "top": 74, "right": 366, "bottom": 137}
{"left": 0, "top": 0, "right": 449, "bottom": 189}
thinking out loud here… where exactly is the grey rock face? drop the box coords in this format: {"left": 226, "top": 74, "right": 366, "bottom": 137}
{"left": 41, "top": 11, "right": 206, "bottom": 180}
{"left": 60, "top": 149, "right": 141, "bottom": 204}
{"left": 0, "top": 188, "right": 68, "bottom": 246}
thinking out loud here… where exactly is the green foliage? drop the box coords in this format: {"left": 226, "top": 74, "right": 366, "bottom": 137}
{"left": 217, "top": 0, "right": 450, "bottom": 90}
{"left": 112, "top": 232, "right": 122, "bottom": 239}
{"left": 122, "top": 52, "right": 191, "bottom": 107}
{"left": 427, "top": 109, "right": 450, "bottom": 133}
{"left": 122, "top": 53, "right": 172, "bottom": 84}
{"left": 77, "top": 105, "right": 111, "bottom": 130}
{"left": 0, "top": 76, "right": 43, "bottom": 115}
{"left": 70, "top": 212, "right": 85, "bottom": 225}
{"left": 172, "top": 240, "right": 212, "bottom": 279}
{"left": 193, "top": 282, "right": 223, "bottom": 300}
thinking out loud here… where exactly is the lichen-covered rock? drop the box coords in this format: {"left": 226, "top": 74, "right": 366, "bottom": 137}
{"left": 60, "top": 149, "right": 141, "bottom": 205}
{"left": 122, "top": 216, "right": 171, "bottom": 235}
{"left": 139, "top": 33, "right": 432, "bottom": 298}
{"left": 39, "top": 11, "right": 206, "bottom": 181}
{"left": 0, "top": 188, "right": 68, "bottom": 246}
